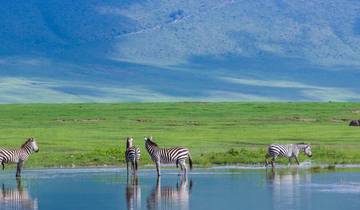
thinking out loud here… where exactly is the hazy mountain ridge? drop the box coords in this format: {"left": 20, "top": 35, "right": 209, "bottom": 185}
{"left": 1, "top": 0, "right": 360, "bottom": 103}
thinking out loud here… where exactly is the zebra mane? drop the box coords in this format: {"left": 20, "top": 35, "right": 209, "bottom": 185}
{"left": 146, "top": 138, "right": 158, "bottom": 147}
{"left": 21, "top": 138, "right": 33, "bottom": 148}
{"left": 296, "top": 142, "right": 310, "bottom": 150}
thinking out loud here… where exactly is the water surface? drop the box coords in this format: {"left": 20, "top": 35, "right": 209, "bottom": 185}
{"left": 0, "top": 168, "right": 359, "bottom": 210}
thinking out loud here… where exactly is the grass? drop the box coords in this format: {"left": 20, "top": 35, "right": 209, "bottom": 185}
{"left": 0, "top": 102, "right": 359, "bottom": 168}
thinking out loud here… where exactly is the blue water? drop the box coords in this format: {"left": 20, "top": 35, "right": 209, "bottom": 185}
{"left": 0, "top": 168, "right": 359, "bottom": 210}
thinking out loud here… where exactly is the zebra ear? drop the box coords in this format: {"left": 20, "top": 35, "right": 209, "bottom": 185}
{"left": 150, "top": 136, "right": 153, "bottom": 140}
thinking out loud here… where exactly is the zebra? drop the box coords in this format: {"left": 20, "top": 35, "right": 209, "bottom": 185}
{"left": 144, "top": 137, "right": 193, "bottom": 176}
{"left": 0, "top": 137, "right": 39, "bottom": 177}
{"left": 125, "top": 137, "right": 140, "bottom": 175}
{"left": 265, "top": 143, "right": 312, "bottom": 169}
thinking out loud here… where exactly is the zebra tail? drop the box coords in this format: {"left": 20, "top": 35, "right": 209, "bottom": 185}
{"left": 188, "top": 153, "right": 193, "bottom": 170}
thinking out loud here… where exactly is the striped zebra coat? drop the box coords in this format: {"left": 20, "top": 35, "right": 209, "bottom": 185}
{"left": 125, "top": 137, "right": 140, "bottom": 175}
{"left": 0, "top": 137, "right": 39, "bottom": 177}
{"left": 144, "top": 137, "right": 192, "bottom": 176}
{"left": 265, "top": 143, "right": 312, "bottom": 169}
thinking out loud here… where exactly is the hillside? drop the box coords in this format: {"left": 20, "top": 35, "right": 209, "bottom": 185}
{"left": 1, "top": 1, "right": 360, "bottom": 102}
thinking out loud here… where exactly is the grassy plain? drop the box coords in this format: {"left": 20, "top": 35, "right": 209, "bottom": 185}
{"left": 0, "top": 102, "right": 359, "bottom": 168}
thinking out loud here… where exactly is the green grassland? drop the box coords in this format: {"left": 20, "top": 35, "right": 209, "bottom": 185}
{"left": 0, "top": 102, "right": 359, "bottom": 168}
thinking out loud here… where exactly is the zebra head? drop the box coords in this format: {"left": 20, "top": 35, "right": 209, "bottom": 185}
{"left": 126, "top": 137, "right": 134, "bottom": 148}
{"left": 144, "top": 137, "right": 158, "bottom": 150}
{"left": 144, "top": 136, "right": 154, "bottom": 143}
{"left": 304, "top": 144, "right": 312, "bottom": 157}
{"left": 23, "top": 137, "right": 39, "bottom": 153}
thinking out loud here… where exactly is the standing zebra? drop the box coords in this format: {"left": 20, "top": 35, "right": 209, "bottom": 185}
{"left": 125, "top": 137, "right": 141, "bottom": 175}
{"left": 265, "top": 143, "right": 312, "bottom": 169}
{"left": 144, "top": 137, "right": 192, "bottom": 176}
{"left": 0, "top": 137, "right": 39, "bottom": 177}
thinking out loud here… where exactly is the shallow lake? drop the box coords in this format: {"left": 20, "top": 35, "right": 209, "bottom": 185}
{"left": 0, "top": 167, "right": 359, "bottom": 210}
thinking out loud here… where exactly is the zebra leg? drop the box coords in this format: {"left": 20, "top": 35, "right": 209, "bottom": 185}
{"left": 178, "top": 159, "right": 187, "bottom": 176}
{"left": 271, "top": 157, "right": 276, "bottom": 169}
{"left": 264, "top": 154, "right": 270, "bottom": 167}
{"left": 135, "top": 159, "right": 138, "bottom": 174}
{"left": 1, "top": 161, "right": 4, "bottom": 170}
{"left": 16, "top": 160, "right": 24, "bottom": 178}
{"left": 178, "top": 160, "right": 183, "bottom": 176}
{"left": 288, "top": 158, "right": 292, "bottom": 167}
{"left": 156, "top": 161, "right": 161, "bottom": 176}
{"left": 182, "top": 160, "right": 187, "bottom": 175}
{"left": 126, "top": 161, "right": 130, "bottom": 176}
{"left": 294, "top": 156, "right": 300, "bottom": 166}
{"left": 131, "top": 161, "right": 136, "bottom": 175}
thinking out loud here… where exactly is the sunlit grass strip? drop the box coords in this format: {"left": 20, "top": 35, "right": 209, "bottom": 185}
{"left": 0, "top": 102, "right": 359, "bottom": 168}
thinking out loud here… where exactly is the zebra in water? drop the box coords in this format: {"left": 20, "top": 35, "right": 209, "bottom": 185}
{"left": 144, "top": 137, "right": 192, "bottom": 176}
{"left": 125, "top": 137, "right": 141, "bottom": 175}
{"left": 0, "top": 137, "right": 39, "bottom": 177}
{"left": 265, "top": 143, "right": 312, "bottom": 169}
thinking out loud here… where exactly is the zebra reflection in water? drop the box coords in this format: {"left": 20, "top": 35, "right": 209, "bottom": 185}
{"left": 0, "top": 179, "right": 38, "bottom": 210}
{"left": 266, "top": 169, "right": 311, "bottom": 210}
{"left": 126, "top": 175, "right": 141, "bottom": 210}
{"left": 147, "top": 176, "right": 193, "bottom": 210}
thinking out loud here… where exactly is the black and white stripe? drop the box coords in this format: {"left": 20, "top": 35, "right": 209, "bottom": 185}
{"left": 265, "top": 143, "right": 312, "bottom": 168}
{"left": 125, "top": 137, "right": 141, "bottom": 175}
{"left": 0, "top": 137, "right": 39, "bottom": 177}
{"left": 144, "top": 137, "right": 193, "bottom": 176}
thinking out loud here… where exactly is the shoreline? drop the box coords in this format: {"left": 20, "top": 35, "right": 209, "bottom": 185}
{"left": 20, "top": 163, "right": 360, "bottom": 171}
